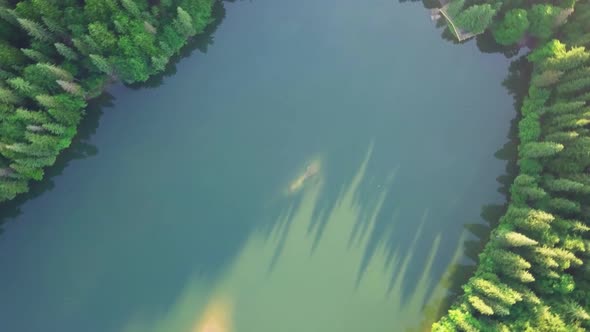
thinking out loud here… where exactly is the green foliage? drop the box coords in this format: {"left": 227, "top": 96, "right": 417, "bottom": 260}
{"left": 519, "top": 141, "right": 564, "bottom": 158}
{"left": 468, "top": 295, "right": 494, "bottom": 315}
{"left": 88, "top": 22, "right": 117, "bottom": 53}
{"left": 542, "top": 101, "right": 585, "bottom": 114}
{"left": 500, "top": 231, "right": 539, "bottom": 247}
{"left": 544, "top": 177, "right": 585, "bottom": 193}
{"left": 493, "top": 9, "right": 529, "bottom": 45}
{"left": 455, "top": 4, "right": 497, "bottom": 34}
{"left": 531, "top": 70, "right": 562, "bottom": 87}
{"left": 89, "top": 54, "right": 114, "bottom": 76}
{"left": 54, "top": 43, "right": 78, "bottom": 61}
{"left": 120, "top": 0, "right": 141, "bottom": 18}
{"left": 511, "top": 174, "right": 547, "bottom": 204}
{"left": 0, "top": 41, "right": 25, "bottom": 69}
{"left": 0, "top": 87, "right": 19, "bottom": 104}
{"left": 7, "top": 77, "right": 39, "bottom": 97}
{"left": 446, "top": 0, "right": 465, "bottom": 18}
{"left": 528, "top": 4, "right": 559, "bottom": 40}
{"left": 174, "top": 6, "right": 196, "bottom": 37}
{"left": 17, "top": 17, "right": 52, "bottom": 41}
{"left": 528, "top": 40, "right": 566, "bottom": 63}
{"left": 556, "top": 76, "right": 590, "bottom": 95}
{"left": 519, "top": 112, "right": 541, "bottom": 143}
{"left": 548, "top": 198, "right": 581, "bottom": 215}
{"left": 20, "top": 48, "right": 50, "bottom": 63}
{"left": 542, "top": 47, "right": 590, "bottom": 72}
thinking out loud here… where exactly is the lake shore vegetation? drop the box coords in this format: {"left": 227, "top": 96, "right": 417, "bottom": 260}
{"left": 433, "top": 1, "right": 590, "bottom": 331}
{"left": 0, "top": 0, "right": 214, "bottom": 201}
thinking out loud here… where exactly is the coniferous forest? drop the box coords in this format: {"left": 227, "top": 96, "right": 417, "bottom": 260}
{"left": 432, "top": 0, "right": 590, "bottom": 331}
{"left": 0, "top": 0, "right": 213, "bottom": 201}
{"left": 0, "top": 0, "right": 590, "bottom": 331}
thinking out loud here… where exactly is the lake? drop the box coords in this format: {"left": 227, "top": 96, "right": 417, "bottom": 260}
{"left": 0, "top": 0, "right": 519, "bottom": 331}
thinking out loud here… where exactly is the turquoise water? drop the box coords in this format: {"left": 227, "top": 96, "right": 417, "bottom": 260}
{"left": 0, "top": 0, "right": 518, "bottom": 331}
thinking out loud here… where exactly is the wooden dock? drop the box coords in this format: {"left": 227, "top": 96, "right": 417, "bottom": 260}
{"left": 435, "top": 0, "right": 477, "bottom": 42}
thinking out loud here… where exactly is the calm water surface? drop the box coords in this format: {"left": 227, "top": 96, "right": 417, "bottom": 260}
{"left": 0, "top": 0, "right": 517, "bottom": 331}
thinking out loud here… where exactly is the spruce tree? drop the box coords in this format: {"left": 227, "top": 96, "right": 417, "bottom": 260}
{"left": 17, "top": 18, "right": 52, "bottom": 42}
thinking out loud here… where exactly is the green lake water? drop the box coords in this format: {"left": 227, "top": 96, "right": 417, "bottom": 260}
{"left": 0, "top": 0, "right": 520, "bottom": 331}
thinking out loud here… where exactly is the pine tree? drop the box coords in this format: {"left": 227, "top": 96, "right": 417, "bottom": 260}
{"left": 35, "top": 63, "right": 73, "bottom": 82}
{"left": 519, "top": 141, "right": 564, "bottom": 158}
{"left": 144, "top": 21, "right": 157, "bottom": 34}
{"left": 493, "top": 249, "right": 532, "bottom": 270}
{"left": 557, "top": 76, "right": 590, "bottom": 95}
{"left": 89, "top": 54, "right": 114, "bottom": 76}
{"left": 448, "top": 308, "right": 480, "bottom": 332}
{"left": 455, "top": 4, "right": 497, "bottom": 34}
{"left": 7, "top": 77, "right": 38, "bottom": 97}
{"left": 56, "top": 80, "right": 84, "bottom": 97}
{"left": 509, "top": 207, "right": 554, "bottom": 233}
{"left": 151, "top": 55, "right": 168, "bottom": 72}
{"left": 20, "top": 48, "right": 51, "bottom": 63}
{"left": 541, "top": 101, "right": 585, "bottom": 114}
{"left": 15, "top": 108, "right": 50, "bottom": 124}
{"left": 532, "top": 70, "right": 563, "bottom": 87}
{"left": 10, "top": 162, "right": 43, "bottom": 180}
{"left": 560, "top": 66, "right": 590, "bottom": 82}
{"left": 500, "top": 231, "right": 539, "bottom": 247}
{"left": 0, "top": 87, "right": 19, "bottom": 104}
{"left": 41, "top": 17, "right": 66, "bottom": 36}
{"left": 174, "top": 7, "right": 196, "bottom": 37}
{"left": 35, "top": 95, "right": 58, "bottom": 109}
{"left": 71, "top": 38, "right": 91, "bottom": 55}
{"left": 121, "top": 0, "right": 141, "bottom": 18}
{"left": 563, "top": 301, "right": 590, "bottom": 321}
{"left": 547, "top": 113, "right": 590, "bottom": 131}
{"left": 548, "top": 198, "right": 581, "bottom": 215}
{"left": 0, "top": 7, "right": 18, "bottom": 25}
{"left": 573, "top": 91, "right": 590, "bottom": 103}
{"left": 544, "top": 178, "right": 585, "bottom": 193}
{"left": 25, "top": 125, "right": 44, "bottom": 132}
{"left": 470, "top": 277, "right": 523, "bottom": 305}
{"left": 42, "top": 123, "right": 67, "bottom": 136}
{"left": 468, "top": 295, "right": 494, "bottom": 315}
{"left": 542, "top": 47, "right": 590, "bottom": 72}
{"left": 544, "top": 131, "right": 579, "bottom": 143}
{"left": 0, "top": 179, "right": 27, "bottom": 201}
{"left": 17, "top": 18, "right": 53, "bottom": 42}
{"left": 54, "top": 43, "right": 78, "bottom": 61}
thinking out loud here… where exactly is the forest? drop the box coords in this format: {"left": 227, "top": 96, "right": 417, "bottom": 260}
{"left": 432, "top": 0, "right": 590, "bottom": 331}
{"left": 0, "top": 0, "right": 214, "bottom": 201}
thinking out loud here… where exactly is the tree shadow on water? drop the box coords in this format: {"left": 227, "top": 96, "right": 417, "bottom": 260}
{"left": 412, "top": 56, "right": 531, "bottom": 330}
